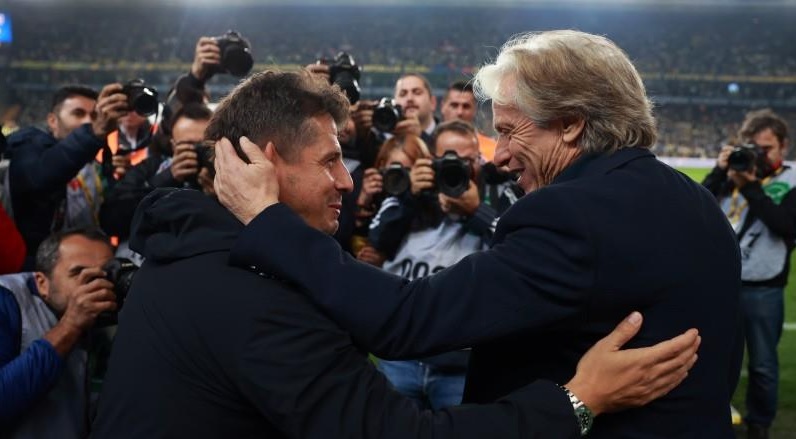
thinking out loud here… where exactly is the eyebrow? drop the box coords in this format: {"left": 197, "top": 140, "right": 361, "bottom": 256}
{"left": 67, "top": 265, "right": 88, "bottom": 276}
{"left": 321, "top": 150, "right": 342, "bottom": 162}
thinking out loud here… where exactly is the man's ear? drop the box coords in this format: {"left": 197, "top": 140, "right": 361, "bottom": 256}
{"left": 34, "top": 272, "right": 50, "bottom": 299}
{"left": 46, "top": 113, "right": 58, "bottom": 135}
{"left": 264, "top": 142, "right": 279, "bottom": 163}
{"left": 562, "top": 117, "right": 586, "bottom": 144}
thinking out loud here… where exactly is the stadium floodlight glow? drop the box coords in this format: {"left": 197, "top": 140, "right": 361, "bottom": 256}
{"left": 0, "top": 13, "right": 12, "bottom": 44}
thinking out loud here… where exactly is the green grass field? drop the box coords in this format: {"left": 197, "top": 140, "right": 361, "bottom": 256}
{"left": 678, "top": 167, "right": 796, "bottom": 438}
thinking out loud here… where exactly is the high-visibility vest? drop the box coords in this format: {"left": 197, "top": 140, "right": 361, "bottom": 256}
{"left": 95, "top": 124, "right": 157, "bottom": 166}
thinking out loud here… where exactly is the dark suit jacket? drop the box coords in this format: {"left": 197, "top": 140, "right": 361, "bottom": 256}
{"left": 92, "top": 189, "right": 580, "bottom": 439}
{"left": 231, "top": 147, "right": 743, "bottom": 438}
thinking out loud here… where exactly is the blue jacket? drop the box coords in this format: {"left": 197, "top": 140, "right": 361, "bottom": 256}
{"left": 0, "top": 274, "right": 64, "bottom": 426}
{"left": 7, "top": 125, "right": 105, "bottom": 269}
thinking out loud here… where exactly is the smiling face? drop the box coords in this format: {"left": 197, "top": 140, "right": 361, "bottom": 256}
{"left": 492, "top": 103, "right": 583, "bottom": 193}
{"left": 274, "top": 113, "right": 354, "bottom": 235}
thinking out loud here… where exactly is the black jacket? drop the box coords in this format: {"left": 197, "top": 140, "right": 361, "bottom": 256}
{"left": 230, "top": 148, "right": 743, "bottom": 438}
{"left": 90, "top": 188, "right": 579, "bottom": 439}
{"left": 7, "top": 125, "right": 106, "bottom": 269}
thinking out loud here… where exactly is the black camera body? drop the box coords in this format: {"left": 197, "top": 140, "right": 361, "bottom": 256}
{"left": 212, "top": 30, "right": 254, "bottom": 77}
{"left": 122, "top": 79, "right": 159, "bottom": 117}
{"left": 433, "top": 150, "right": 472, "bottom": 198}
{"left": 728, "top": 143, "right": 773, "bottom": 177}
{"left": 373, "top": 97, "right": 403, "bottom": 133}
{"left": 325, "top": 52, "right": 361, "bottom": 104}
{"left": 381, "top": 162, "right": 411, "bottom": 196}
{"left": 95, "top": 258, "right": 138, "bottom": 327}
{"left": 194, "top": 143, "right": 214, "bottom": 171}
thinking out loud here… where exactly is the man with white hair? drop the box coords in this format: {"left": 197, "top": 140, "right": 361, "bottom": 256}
{"left": 214, "top": 31, "right": 742, "bottom": 437}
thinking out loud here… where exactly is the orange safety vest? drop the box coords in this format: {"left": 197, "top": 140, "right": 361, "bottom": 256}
{"left": 477, "top": 132, "right": 497, "bottom": 163}
{"left": 95, "top": 125, "right": 157, "bottom": 166}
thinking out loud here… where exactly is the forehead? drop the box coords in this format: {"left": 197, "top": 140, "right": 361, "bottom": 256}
{"left": 396, "top": 76, "right": 429, "bottom": 93}
{"left": 59, "top": 95, "right": 96, "bottom": 113}
{"left": 172, "top": 117, "right": 209, "bottom": 139}
{"left": 55, "top": 235, "right": 113, "bottom": 269}
{"left": 299, "top": 114, "right": 340, "bottom": 156}
{"left": 753, "top": 128, "right": 780, "bottom": 145}
{"left": 436, "top": 130, "right": 478, "bottom": 155}
{"left": 492, "top": 103, "right": 526, "bottom": 126}
{"left": 446, "top": 90, "right": 475, "bottom": 105}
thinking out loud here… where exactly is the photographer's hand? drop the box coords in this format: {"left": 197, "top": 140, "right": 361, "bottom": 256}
{"left": 352, "top": 100, "right": 376, "bottom": 139}
{"left": 44, "top": 267, "right": 116, "bottom": 357}
{"left": 191, "top": 37, "right": 221, "bottom": 81}
{"left": 564, "top": 312, "right": 700, "bottom": 416}
{"left": 439, "top": 180, "right": 480, "bottom": 216}
{"left": 305, "top": 63, "right": 331, "bottom": 83}
{"left": 214, "top": 136, "right": 279, "bottom": 225}
{"left": 357, "top": 168, "right": 383, "bottom": 208}
{"left": 170, "top": 143, "right": 199, "bottom": 183}
{"left": 717, "top": 145, "right": 734, "bottom": 171}
{"left": 92, "top": 84, "right": 128, "bottom": 138}
{"left": 409, "top": 158, "right": 434, "bottom": 195}
{"left": 112, "top": 154, "right": 133, "bottom": 179}
{"left": 393, "top": 115, "right": 423, "bottom": 138}
{"left": 728, "top": 167, "right": 757, "bottom": 189}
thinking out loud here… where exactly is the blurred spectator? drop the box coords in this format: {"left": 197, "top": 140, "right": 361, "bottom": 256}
{"left": 0, "top": 227, "right": 115, "bottom": 438}
{"left": 369, "top": 123, "right": 522, "bottom": 410}
{"left": 440, "top": 81, "right": 497, "bottom": 162}
{"left": 6, "top": 85, "right": 128, "bottom": 270}
{"left": 100, "top": 103, "right": 213, "bottom": 243}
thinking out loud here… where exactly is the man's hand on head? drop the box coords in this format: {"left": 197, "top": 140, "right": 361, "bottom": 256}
{"left": 214, "top": 136, "right": 279, "bottom": 225}
{"left": 564, "top": 312, "right": 700, "bottom": 416}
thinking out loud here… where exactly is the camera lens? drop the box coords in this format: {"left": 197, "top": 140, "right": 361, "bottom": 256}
{"left": 373, "top": 98, "right": 402, "bottom": 133}
{"left": 222, "top": 45, "right": 254, "bottom": 77}
{"left": 382, "top": 164, "right": 410, "bottom": 196}
{"left": 434, "top": 151, "right": 471, "bottom": 197}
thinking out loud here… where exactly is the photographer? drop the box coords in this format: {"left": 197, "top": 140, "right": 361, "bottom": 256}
{"left": 100, "top": 103, "right": 214, "bottom": 242}
{"left": 368, "top": 120, "right": 522, "bottom": 409}
{"left": 0, "top": 227, "right": 115, "bottom": 438}
{"left": 702, "top": 109, "right": 794, "bottom": 439}
{"left": 6, "top": 85, "right": 128, "bottom": 270}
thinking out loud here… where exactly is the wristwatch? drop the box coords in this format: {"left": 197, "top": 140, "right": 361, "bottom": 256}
{"left": 560, "top": 385, "right": 594, "bottom": 436}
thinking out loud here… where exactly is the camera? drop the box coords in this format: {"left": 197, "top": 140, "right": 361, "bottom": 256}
{"left": 95, "top": 258, "right": 138, "bottom": 327}
{"left": 322, "top": 52, "right": 361, "bottom": 104}
{"left": 122, "top": 79, "right": 159, "bottom": 117}
{"left": 433, "top": 150, "right": 472, "bottom": 197}
{"left": 728, "top": 143, "right": 772, "bottom": 176}
{"left": 194, "top": 143, "right": 214, "bottom": 170}
{"left": 212, "top": 30, "right": 254, "bottom": 77}
{"left": 373, "top": 97, "right": 403, "bottom": 133}
{"left": 381, "top": 162, "right": 411, "bottom": 196}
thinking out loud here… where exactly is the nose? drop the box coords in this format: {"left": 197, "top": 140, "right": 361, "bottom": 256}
{"left": 493, "top": 137, "right": 511, "bottom": 167}
{"left": 335, "top": 162, "right": 354, "bottom": 194}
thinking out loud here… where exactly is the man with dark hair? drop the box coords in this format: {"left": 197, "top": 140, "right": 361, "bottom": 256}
{"left": 703, "top": 108, "right": 794, "bottom": 439}
{"left": 0, "top": 227, "right": 115, "bottom": 439}
{"left": 6, "top": 84, "right": 129, "bottom": 269}
{"left": 100, "top": 103, "right": 214, "bottom": 243}
{"left": 92, "top": 69, "right": 699, "bottom": 439}
{"left": 440, "top": 81, "right": 498, "bottom": 161}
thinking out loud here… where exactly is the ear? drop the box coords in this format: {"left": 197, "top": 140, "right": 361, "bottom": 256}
{"left": 561, "top": 117, "right": 586, "bottom": 144}
{"left": 46, "top": 113, "right": 58, "bottom": 134}
{"left": 263, "top": 141, "right": 281, "bottom": 163}
{"left": 34, "top": 272, "right": 50, "bottom": 299}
